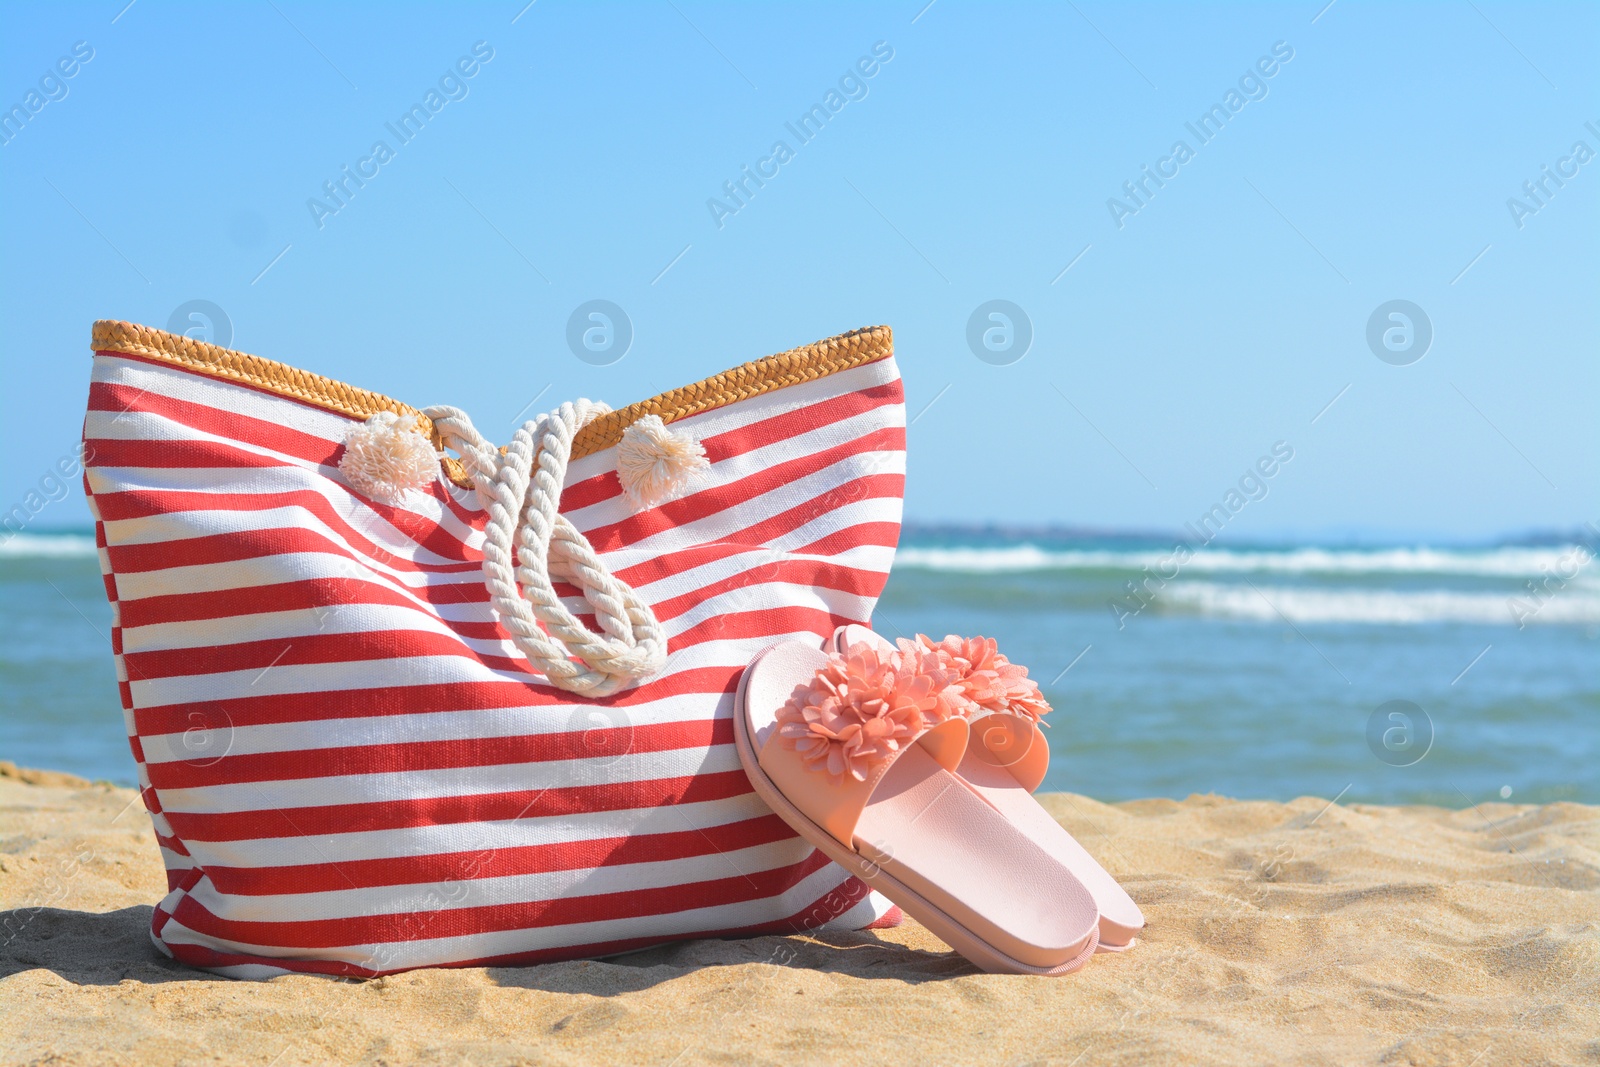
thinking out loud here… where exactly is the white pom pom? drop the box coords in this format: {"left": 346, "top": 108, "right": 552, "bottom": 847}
{"left": 616, "top": 415, "right": 709, "bottom": 509}
{"left": 338, "top": 412, "right": 440, "bottom": 504}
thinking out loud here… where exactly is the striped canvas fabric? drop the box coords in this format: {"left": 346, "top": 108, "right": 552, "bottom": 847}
{"left": 81, "top": 321, "right": 905, "bottom": 978}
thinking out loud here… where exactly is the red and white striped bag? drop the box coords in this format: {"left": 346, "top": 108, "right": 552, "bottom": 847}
{"left": 81, "top": 320, "right": 905, "bottom": 977}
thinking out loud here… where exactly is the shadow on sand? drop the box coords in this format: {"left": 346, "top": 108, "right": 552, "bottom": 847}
{"left": 0, "top": 905, "right": 196, "bottom": 985}
{"left": 2, "top": 906, "right": 968, "bottom": 991}
{"left": 487, "top": 928, "right": 973, "bottom": 996}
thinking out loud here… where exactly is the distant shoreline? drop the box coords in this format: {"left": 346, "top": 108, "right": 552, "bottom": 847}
{"left": 898, "top": 520, "right": 1600, "bottom": 550}
{"left": 9, "top": 522, "right": 1597, "bottom": 551}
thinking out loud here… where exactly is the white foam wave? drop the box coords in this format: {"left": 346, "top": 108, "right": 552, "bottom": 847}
{"left": 894, "top": 543, "right": 1595, "bottom": 578}
{"left": 1160, "top": 581, "right": 1600, "bottom": 626}
{"left": 0, "top": 533, "right": 98, "bottom": 558}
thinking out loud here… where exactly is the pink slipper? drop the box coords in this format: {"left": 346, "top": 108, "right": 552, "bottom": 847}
{"left": 734, "top": 639, "right": 1102, "bottom": 975}
{"left": 833, "top": 625, "right": 1145, "bottom": 951}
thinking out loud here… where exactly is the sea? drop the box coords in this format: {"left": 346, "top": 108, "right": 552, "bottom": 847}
{"left": 3, "top": 526, "right": 1595, "bottom": 806}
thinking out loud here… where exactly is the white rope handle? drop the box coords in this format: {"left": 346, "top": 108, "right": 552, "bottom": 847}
{"left": 424, "top": 401, "right": 668, "bottom": 697}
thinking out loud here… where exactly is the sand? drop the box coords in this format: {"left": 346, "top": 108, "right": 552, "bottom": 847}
{"left": 1, "top": 761, "right": 1595, "bottom": 1067}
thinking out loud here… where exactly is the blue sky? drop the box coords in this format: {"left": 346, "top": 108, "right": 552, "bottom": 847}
{"left": 2, "top": 1, "right": 1595, "bottom": 542}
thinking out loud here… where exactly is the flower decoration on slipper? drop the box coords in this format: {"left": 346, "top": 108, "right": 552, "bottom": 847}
{"left": 896, "top": 634, "right": 1052, "bottom": 723}
{"left": 775, "top": 644, "right": 955, "bottom": 782}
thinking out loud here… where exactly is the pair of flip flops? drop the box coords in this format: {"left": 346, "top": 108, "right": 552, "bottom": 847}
{"left": 733, "top": 625, "right": 1144, "bottom": 975}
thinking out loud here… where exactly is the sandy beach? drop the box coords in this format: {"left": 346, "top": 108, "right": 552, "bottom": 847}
{"left": 1, "top": 761, "right": 1594, "bottom": 1066}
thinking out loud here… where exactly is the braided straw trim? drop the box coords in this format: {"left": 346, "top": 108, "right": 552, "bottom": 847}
{"left": 90, "top": 320, "right": 894, "bottom": 487}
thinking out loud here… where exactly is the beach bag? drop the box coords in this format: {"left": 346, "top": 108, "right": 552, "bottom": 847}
{"left": 81, "top": 319, "right": 905, "bottom": 977}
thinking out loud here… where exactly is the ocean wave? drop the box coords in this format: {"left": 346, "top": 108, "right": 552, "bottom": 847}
{"left": 894, "top": 543, "right": 1595, "bottom": 578}
{"left": 1159, "top": 581, "right": 1600, "bottom": 626}
{"left": 0, "top": 533, "right": 98, "bottom": 558}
